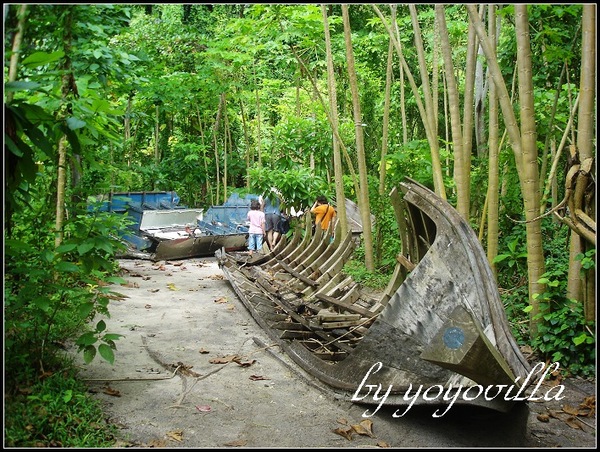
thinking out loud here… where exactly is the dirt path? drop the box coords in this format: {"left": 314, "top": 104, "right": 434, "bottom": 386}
{"left": 72, "top": 257, "right": 596, "bottom": 448}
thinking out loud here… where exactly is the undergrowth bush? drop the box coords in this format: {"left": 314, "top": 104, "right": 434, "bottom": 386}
{"left": 4, "top": 367, "right": 118, "bottom": 447}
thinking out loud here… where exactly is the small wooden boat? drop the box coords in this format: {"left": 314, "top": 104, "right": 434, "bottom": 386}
{"left": 216, "top": 179, "right": 533, "bottom": 412}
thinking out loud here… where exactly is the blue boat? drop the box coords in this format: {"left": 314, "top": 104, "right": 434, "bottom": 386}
{"left": 90, "top": 191, "right": 266, "bottom": 260}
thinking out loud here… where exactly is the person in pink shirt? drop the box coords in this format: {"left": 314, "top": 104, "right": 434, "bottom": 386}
{"left": 246, "top": 199, "right": 265, "bottom": 256}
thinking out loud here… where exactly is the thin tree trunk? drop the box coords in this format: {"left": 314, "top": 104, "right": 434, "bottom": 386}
{"left": 255, "top": 74, "right": 262, "bottom": 167}
{"left": 322, "top": 5, "right": 348, "bottom": 237}
{"left": 379, "top": 38, "right": 394, "bottom": 197}
{"left": 436, "top": 5, "right": 468, "bottom": 220}
{"left": 408, "top": 5, "right": 446, "bottom": 198}
{"left": 342, "top": 5, "right": 374, "bottom": 272}
{"left": 567, "top": 4, "right": 596, "bottom": 321}
{"left": 288, "top": 45, "right": 360, "bottom": 196}
{"left": 239, "top": 97, "right": 251, "bottom": 190}
{"left": 486, "top": 5, "right": 500, "bottom": 277}
{"left": 6, "top": 4, "right": 27, "bottom": 104}
{"left": 514, "top": 5, "right": 546, "bottom": 336}
{"left": 154, "top": 104, "right": 160, "bottom": 163}
{"left": 467, "top": 4, "right": 546, "bottom": 337}
{"left": 195, "top": 103, "right": 210, "bottom": 202}
{"left": 55, "top": 7, "right": 77, "bottom": 248}
{"left": 213, "top": 94, "right": 225, "bottom": 205}
{"left": 373, "top": 5, "right": 446, "bottom": 199}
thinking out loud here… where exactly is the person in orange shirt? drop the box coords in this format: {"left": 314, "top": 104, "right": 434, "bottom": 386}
{"left": 310, "top": 195, "right": 336, "bottom": 231}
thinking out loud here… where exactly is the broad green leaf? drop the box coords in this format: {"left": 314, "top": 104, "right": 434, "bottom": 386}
{"left": 83, "top": 345, "right": 97, "bottom": 364}
{"left": 78, "top": 302, "right": 95, "bottom": 319}
{"left": 21, "top": 50, "right": 65, "bottom": 67}
{"left": 98, "top": 343, "right": 115, "bottom": 364}
{"left": 55, "top": 261, "right": 80, "bottom": 273}
{"left": 96, "top": 319, "right": 107, "bottom": 332}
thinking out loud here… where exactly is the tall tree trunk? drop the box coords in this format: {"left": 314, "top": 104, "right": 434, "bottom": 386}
{"left": 373, "top": 5, "right": 446, "bottom": 199}
{"left": 486, "top": 5, "right": 500, "bottom": 277}
{"left": 255, "top": 75, "right": 262, "bottom": 167}
{"left": 154, "top": 103, "right": 160, "bottom": 163}
{"left": 5, "top": 4, "right": 28, "bottom": 234}
{"left": 223, "top": 93, "right": 230, "bottom": 202}
{"left": 408, "top": 5, "right": 446, "bottom": 198}
{"left": 239, "top": 97, "right": 251, "bottom": 190}
{"left": 514, "top": 5, "right": 546, "bottom": 336}
{"left": 288, "top": 46, "right": 360, "bottom": 196}
{"left": 195, "top": 103, "right": 210, "bottom": 202}
{"left": 212, "top": 94, "right": 225, "bottom": 205}
{"left": 436, "top": 5, "right": 468, "bottom": 220}
{"left": 567, "top": 4, "right": 596, "bottom": 321}
{"left": 467, "top": 4, "right": 546, "bottom": 337}
{"left": 321, "top": 5, "right": 348, "bottom": 237}
{"left": 55, "top": 7, "right": 77, "bottom": 248}
{"left": 342, "top": 5, "right": 374, "bottom": 272}
{"left": 6, "top": 4, "right": 27, "bottom": 104}
{"left": 379, "top": 38, "right": 393, "bottom": 197}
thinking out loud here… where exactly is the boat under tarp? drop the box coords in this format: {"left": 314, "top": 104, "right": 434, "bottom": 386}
{"left": 90, "top": 191, "right": 256, "bottom": 260}
{"left": 215, "top": 179, "right": 532, "bottom": 412}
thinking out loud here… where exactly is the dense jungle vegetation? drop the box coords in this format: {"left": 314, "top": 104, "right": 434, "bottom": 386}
{"left": 4, "top": 4, "right": 596, "bottom": 446}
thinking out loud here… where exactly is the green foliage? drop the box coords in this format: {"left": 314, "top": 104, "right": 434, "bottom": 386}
{"left": 4, "top": 369, "right": 117, "bottom": 447}
{"left": 4, "top": 203, "right": 130, "bottom": 389}
{"left": 247, "top": 165, "right": 330, "bottom": 211}
{"left": 493, "top": 235, "right": 528, "bottom": 273}
{"left": 343, "top": 257, "right": 390, "bottom": 290}
{"left": 157, "top": 140, "right": 211, "bottom": 206}
{"left": 576, "top": 248, "right": 596, "bottom": 273}
{"left": 527, "top": 269, "right": 595, "bottom": 378}
{"left": 384, "top": 139, "right": 435, "bottom": 190}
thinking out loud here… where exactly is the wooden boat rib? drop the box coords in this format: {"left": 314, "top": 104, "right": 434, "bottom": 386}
{"left": 216, "top": 179, "right": 532, "bottom": 411}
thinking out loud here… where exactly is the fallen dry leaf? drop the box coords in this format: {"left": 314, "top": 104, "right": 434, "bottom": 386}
{"left": 148, "top": 288, "right": 160, "bottom": 293}
{"left": 333, "top": 426, "right": 355, "bottom": 441}
{"left": 564, "top": 416, "right": 584, "bottom": 430}
{"left": 249, "top": 375, "right": 270, "bottom": 381}
{"left": 103, "top": 387, "right": 121, "bottom": 397}
{"left": 351, "top": 419, "right": 375, "bottom": 438}
{"left": 562, "top": 404, "right": 581, "bottom": 416}
{"left": 223, "top": 439, "right": 247, "bottom": 447}
{"left": 337, "top": 418, "right": 349, "bottom": 425}
{"left": 579, "top": 396, "right": 596, "bottom": 417}
{"left": 547, "top": 409, "right": 562, "bottom": 419}
{"left": 145, "top": 304, "right": 152, "bottom": 309}
{"left": 209, "top": 355, "right": 239, "bottom": 364}
{"left": 166, "top": 430, "right": 183, "bottom": 442}
{"left": 196, "top": 405, "right": 212, "bottom": 412}
{"left": 214, "top": 296, "right": 228, "bottom": 304}
{"left": 537, "top": 413, "right": 550, "bottom": 423}
{"left": 199, "top": 348, "right": 210, "bottom": 354}
{"left": 233, "top": 357, "right": 255, "bottom": 367}
{"left": 167, "top": 283, "right": 179, "bottom": 291}
{"left": 122, "top": 281, "right": 139, "bottom": 288}
{"left": 377, "top": 441, "right": 391, "bottom": 448}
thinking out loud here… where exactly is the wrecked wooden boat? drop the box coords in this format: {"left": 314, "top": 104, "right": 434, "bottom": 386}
{"left": 216, "top": 179, "right": 533, "bottom": 412}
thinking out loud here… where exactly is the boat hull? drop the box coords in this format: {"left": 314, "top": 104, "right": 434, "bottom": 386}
{"left": 216, "top": 179, "right": 532, "bottom": 412}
